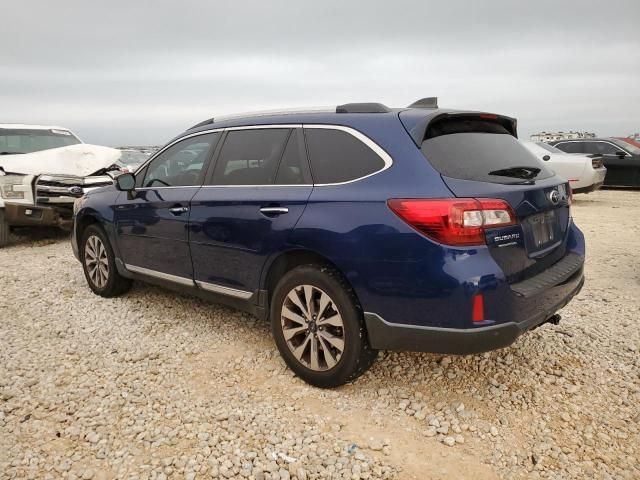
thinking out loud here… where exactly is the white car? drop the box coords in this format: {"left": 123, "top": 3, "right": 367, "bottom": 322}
{"left": 522, "top": 141, "right": 607, "bottom": 194}
{"left": 0, "top": 124, "right": 122, "bottom": 247}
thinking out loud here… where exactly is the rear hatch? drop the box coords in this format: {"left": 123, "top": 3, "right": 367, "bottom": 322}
{"left": 406, "top": 112, "right": 572, "bottom": 283}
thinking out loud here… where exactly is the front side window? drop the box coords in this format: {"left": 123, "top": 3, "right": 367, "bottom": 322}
{"left": 304, "top": 128, "right": 386, "bottom": 184}
{"left": 0, "top": 128, "right": 81, "bottom": 155}
{"left": 210, "top": 129, "right": 290, "bottom": 185}
{"left": 593, "top": 142, "right": 622, "bottom": 155}
{"left": 142, "top": 133, "right": 220, "bottom": 188}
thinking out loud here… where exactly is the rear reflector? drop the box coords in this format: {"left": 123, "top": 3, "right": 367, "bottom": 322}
{"left": 387, "top": 198, "right": 516, "bottom": 246}
{"left": 472, "top": 294, "right": 485, "bottom": 322}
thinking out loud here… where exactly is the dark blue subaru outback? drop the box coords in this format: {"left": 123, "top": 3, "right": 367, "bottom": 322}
{"left": 72, "top": 98, "right": 585, "bottom": 387}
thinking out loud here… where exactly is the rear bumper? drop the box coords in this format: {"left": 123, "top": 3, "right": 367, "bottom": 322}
{"left": 364, "top": 261, "right": 584, "bottom": 354}
{"left": 4, "top": 202, "right": 73, "bottom": 229}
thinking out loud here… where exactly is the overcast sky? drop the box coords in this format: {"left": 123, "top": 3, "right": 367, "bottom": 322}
{"left": 2, "top": 0, "right": 639, "bottom": 146}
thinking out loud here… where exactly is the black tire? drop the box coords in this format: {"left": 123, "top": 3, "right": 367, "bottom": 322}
{"left": 270, "top": 265, "right": 378, "bottom": 388}
{"left": 81, "top": 224, "right": 132, "bottom": 297}
{"left": 0, "top": 209, "right": 10, "bottom": 248}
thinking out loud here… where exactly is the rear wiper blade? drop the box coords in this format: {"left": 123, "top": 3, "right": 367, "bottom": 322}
{"left": 489, "top": 166, "right": 541, "bottom": 180}
{"left": 0, "top": 151, "right": 24, "bottom": 155}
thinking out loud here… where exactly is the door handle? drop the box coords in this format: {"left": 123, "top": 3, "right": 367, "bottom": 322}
{"left": 169, "top": 206, "right": 189, "bottom": 215}
{"left": 259, "top": 206, "right": 289, "bottom": 216}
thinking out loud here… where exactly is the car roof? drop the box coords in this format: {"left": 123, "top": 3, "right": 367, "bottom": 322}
{"left": 181, "top": 103, "right": 518, "bottom": 146}
{"left": 0, "top": 123, "right": 73, "bottom": 131}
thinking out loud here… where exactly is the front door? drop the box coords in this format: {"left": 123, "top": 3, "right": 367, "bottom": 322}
{"left": 114, "top": 132, "right": 221, "bottom": 281}
{"left": 189, "top": 127, "right": 312, "bottom": 297}
{"left": 584, "top": 141, "right": 638, "bottom": 186}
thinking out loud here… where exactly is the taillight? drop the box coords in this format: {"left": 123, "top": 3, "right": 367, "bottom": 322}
{"left": 387, "top": 198, "right": 516, "bottom": 246}
{"left": 591, "top": 158, "right": 603, "bottom": 169}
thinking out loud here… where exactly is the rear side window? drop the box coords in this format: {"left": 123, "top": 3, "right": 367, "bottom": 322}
{"left": 304, "top": 128, "right": 386, "bottom": 184}
{"left": 555, "top": 142, "right": 584, "bottom": 154}
{"left": 210, "top": 129, "right": 290, "bottom": 185}
{"left": 421, "top": 117, "right": 553, "bottom": 184}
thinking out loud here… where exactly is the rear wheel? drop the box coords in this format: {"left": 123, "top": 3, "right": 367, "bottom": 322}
{"left": 81, "top": 224, "right": 132, "bottom": 297}
{"left": 270, "top": 265, "right": 377, "bottom": 388}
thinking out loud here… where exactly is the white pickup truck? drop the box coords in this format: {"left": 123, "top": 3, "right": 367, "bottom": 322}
{"left": 0, "top": 124, "right": 123, "bottom": 247}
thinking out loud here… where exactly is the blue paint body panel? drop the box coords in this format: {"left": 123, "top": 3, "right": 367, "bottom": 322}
{"left": 73, "top": 107, "right": 585, "bottom": 353}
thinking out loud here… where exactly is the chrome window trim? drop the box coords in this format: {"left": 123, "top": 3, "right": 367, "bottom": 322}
{"left": 125, "top": 264, "right": 194, "bottom": 286}
{"left": 133, "top": 123, "right": 393, "bottom": 190}
{"left": 195, "top": 280, "right": 253, "bottom": 299}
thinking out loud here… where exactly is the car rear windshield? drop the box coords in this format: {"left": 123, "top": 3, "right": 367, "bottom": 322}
{"left": 0, "top": 128, "right": 81, "bottom": 155}
{"left": 420, "top": 117, "right": 553, "bottom": 184}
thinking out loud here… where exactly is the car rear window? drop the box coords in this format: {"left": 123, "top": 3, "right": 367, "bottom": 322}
{"left": 420, "top": 117, "right": 553, "bottom": 184}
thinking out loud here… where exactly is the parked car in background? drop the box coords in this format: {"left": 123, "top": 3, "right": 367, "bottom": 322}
{"left": 73, "top": 100, "right": 585, "bottom": 387}
{"left": 614, "top": 136, "right": 640, "bottom": 150}
{"left": 116, "top": 147, "right": 155, "bottom": 172}
{"left": 0, "top": 124, "right": 121, "bottom": 247}
{"left": 522, "top": 141, "right": 606, "bottom": 194}
{"left": 548, "top": 137, "right": 640, "bottom": 187}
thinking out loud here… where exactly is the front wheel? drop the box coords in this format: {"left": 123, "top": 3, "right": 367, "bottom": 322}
{"left": 270, "top": 265, "right": 377, "bottom": 388}
{"left": 81, "top": 224, "right": 132, "bottom": 297}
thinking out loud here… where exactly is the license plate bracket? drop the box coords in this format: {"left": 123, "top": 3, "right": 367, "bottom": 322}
{"left": 529, "top": 210, "right": 557, "bottom": 249}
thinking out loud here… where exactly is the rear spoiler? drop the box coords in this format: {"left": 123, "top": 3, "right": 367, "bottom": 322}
{"left": 403, "top": 110, "right": 518, "bottom": 147}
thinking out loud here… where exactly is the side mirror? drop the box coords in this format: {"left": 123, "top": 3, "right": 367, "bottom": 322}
{"left": 615, "top": 151, "right": 627, "bottom": 159}
{"left": 542, "top": 155, "right": 551, "bottom": 161}
{"left": 115, "top": 172, "right": 135, "bottom": 191}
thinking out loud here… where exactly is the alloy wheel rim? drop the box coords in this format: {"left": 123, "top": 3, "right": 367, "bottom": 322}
{"left": 281, "top": 285, "right": 345, "bottom": 371}
{"left": 84, "top": 235, "right": 109, "bottom": 289}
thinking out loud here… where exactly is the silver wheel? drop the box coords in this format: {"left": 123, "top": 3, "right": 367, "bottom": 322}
{"left": 281, "top": 285, "right": 345, "bottom": 372}
{"left": 84, "top": 235, "right": 109, "bottom": 289}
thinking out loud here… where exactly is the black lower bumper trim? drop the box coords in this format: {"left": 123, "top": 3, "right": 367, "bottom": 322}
{"left": 4, "top": 202, "right": 72, "bottom": 228}
{"left": 572, "top": 182, "right": 603, "bottom": 194}
{"left": 364, "top": 275, "right": 584, "bottom": 354}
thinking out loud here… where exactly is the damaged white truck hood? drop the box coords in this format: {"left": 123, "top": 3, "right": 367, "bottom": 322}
{"left": 0, "top": 144, "right": 122, "bottom": 176}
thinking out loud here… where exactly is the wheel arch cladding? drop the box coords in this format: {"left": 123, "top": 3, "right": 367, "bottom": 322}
{"left": 262, "top": 248, "right": 362, "bottom": 309}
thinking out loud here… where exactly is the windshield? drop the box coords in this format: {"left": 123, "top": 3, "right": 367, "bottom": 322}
{"left": 0, "top": 128, "right": 81, "bottom": 155}
{"left": 536, "top": 142, "right": 564, "bottom": 154}
{"left": 612, "top": 138, "right": 640, "bottom": 155}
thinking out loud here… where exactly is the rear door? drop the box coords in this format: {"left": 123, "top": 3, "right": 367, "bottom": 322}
{"left": 114, "top": 133, "right": 220, "bottom": 280}
{"left": 189, "top": 126, "right": 312, "bottom": 298}
{"left": 413, "top": 113, "right": 571, "bottom": 283}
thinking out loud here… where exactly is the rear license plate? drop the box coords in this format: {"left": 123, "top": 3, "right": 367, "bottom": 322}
{"left": 529, "top": 210, "right": 556, "bottom": 248}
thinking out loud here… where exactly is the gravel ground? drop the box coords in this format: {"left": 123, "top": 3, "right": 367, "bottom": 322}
{"left": 1, "top": 189, "right": 638, "bottom": 480}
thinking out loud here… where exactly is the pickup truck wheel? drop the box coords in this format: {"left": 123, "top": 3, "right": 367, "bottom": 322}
{"left": 0, "top": 209, "right": 10, "bottom": 248}
{"left": 81, "top": 225, "right": 131, "bottom": 297}
{"left": 270, "top": 265, "right": 378, "bottom": 388}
